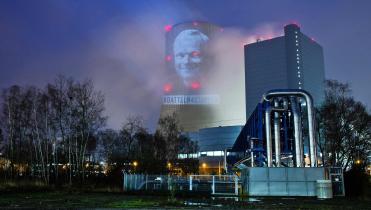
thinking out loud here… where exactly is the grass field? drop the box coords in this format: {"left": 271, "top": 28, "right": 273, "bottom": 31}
{"left": 0, "top": 191, "right": 370, "bottom": 209}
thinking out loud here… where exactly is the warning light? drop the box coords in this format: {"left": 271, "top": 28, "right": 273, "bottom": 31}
{"left": 285, "top": 21, "right": 300, "bottom": 28}
{"left": 165, "top": 55, "right": 172, "bottom": 62}
{"left": 164, "top": 25, "right": 172, "bottom": 32}
{"left": 191, "top": 51, "right": 200, "bottom": 57}
{"left": 191, "top": 81, "right": 201, "bottom": 90}
{"left": 163, "top": 83, "right": 173, "bottom": 93}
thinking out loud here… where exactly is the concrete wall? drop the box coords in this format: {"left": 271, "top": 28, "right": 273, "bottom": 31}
{"left": 241, "top": 167, "right": 326, "bottom": 196}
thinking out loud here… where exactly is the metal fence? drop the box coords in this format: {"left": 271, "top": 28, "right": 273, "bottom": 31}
{"left": 189, "top": 175, "right": 239, "bottom": 195}
{"left": 123, "top": 173, "right": 239, "bottom": 195}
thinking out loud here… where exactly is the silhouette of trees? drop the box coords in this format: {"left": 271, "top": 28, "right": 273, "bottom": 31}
{"left": 317, "top": 80, "right": 371, "bottom": 170}
{"left": 0, "top": 76, "right": 106, "bottom": 184}
{"left": 0, "top": 76, "right": 199, "bottom": 185}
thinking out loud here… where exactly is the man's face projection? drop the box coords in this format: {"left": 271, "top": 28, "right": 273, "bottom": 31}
{"left": 173, "top": 30, "right": 209, "bottom": 87}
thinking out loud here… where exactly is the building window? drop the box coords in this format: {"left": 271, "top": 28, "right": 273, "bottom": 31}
{"left": 298, "top": 82, "right": 302, "bottom": 85}
{"left": 295, "top": 31, "right": 298, "bottom": 34}
{"left": 297, "top": 60, "right": 300, "bottom": 64}
{"left": 296, "top": 43, "right": 299, "bottom": 46}
{"left": 296, "top": 49, "right": 299, "bottom": 52}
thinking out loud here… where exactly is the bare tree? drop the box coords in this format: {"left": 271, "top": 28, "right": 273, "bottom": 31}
{"left": 318, "top": 80, "right": 371, "bottom": 170}
{"left": 68, "top": 79, "right": 106, "bottom": 182}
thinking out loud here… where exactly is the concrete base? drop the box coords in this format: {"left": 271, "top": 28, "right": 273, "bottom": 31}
{"left": 241, "top": 167, "right": 326, "bottom": 196}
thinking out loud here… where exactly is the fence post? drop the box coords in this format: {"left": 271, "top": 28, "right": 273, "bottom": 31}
{"left": 145, "top": 174, "right": 148, "bottom": 190}
{"left": 212, "top": 175, "right": 215, "bottom": 194}
{"left": 234, "top": 175, "right": 238, "bottom": 196}
{"left": 134, "top": 174, "right": 137, "bottom": 190}
{"left": 123, "top": 173, "right": 125, "bottom": 191}
{"left": 189, "top": 175, "right": 193, "bottom": 191}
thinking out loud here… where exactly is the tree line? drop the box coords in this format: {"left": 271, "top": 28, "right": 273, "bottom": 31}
{"left": 0, "top": 75, "right": 198, "bottom": 186}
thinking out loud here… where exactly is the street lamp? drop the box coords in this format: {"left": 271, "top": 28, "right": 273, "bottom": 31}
{"left": 202, "top": 163, "right": 207, "bottom": 168}
{"left": 133, "top": 161, "right": 138, "bottom": 172}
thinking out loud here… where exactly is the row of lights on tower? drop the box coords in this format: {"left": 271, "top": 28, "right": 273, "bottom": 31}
{"left": 295, "top": 31, "right": 302, "bottom": 89}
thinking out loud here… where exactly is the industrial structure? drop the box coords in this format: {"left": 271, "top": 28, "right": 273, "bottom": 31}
{"left": 229, "top": 89, "right": 318, "bottom": 169}
{"left": 132, "top": 22, "right": 345, "bottom": 197}
{"left": 245, "top": 24, "right": 325, "bottom": 118}
{"left": 160, "top": 21, "right": 222, "bottom": 132}
{"left": 180, "top": 126, "right": 242, "bottom": 174}
{"left": 159, "top": 21, "right": 245, "bottom": 173}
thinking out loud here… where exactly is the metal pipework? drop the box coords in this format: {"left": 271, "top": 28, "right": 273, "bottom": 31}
{"left": 265, "top": 105, "right": 273, "bottom": 167}
{"left": 274, "top": 99, "right": 281, "bottom": 167}
{"left": 290, "top": 97, "right": 303, "bottom": 167}
{"left": 250, "top": 137, "right": 254, "bottom": 167}
{"left": 224, "top": 147, "right": 230, "bottom": 173}
{"left": 261, "top": 89, "right": 317, "bottom": 167}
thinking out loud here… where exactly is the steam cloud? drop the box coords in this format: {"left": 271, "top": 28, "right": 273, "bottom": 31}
{"left": 202, "top": 24, "right": 282, "bottom": 127}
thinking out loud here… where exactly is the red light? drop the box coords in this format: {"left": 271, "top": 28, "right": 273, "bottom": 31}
{"left": 191, "top": 81, "right": 201, "bottom": 90}
{"left": 285, "top": 21, "right": 300, "bottom": 27}
{"left": 165, "top": 55, "right": 172, "bottom": 61}
{"left": 193, "top": 21, "right": 199, "bottom": 26}
{"left": 191, "top": 51, "right": 200, "bottom": 57}
{"left": 163, "top": 83, "right": 173, "bottom": 93}
{"left": 291, "top": 21, "right": 300, "bottom": 27}
{"left": 164, "top": 25, "right": 172, "bottom": 32}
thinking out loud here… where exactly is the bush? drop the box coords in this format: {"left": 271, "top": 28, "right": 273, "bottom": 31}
{"left": 344, "top": 165, "right": 370, "bottom": 198}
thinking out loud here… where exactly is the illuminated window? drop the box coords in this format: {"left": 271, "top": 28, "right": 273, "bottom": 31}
{"left": 296, "top": 43, "right": 299, "bottom": 46}
{"left": 295, "top": 31, "right": 298, "bottom": 34}
{"left": 296, "top": 49, "right": 299, "bottom": 51}
{"left": 214, "top": 151, "right": 224, "bottom": 156}
{"left": 299, "top": 86, "right": 302, "bottom": 89}
{"left": 206, "top": 151, "right": 214, "bottom": 156}
{"left": 298, "top": 82, "right": 302, "bottom": 85}
{"left": 297, "top": 66, "right": 300, "bottom": 69}
{"left": 297, "top": 57, "right": 300, "bottom": 60}
{"left": 298, "top": 74, "right": 301, "bottom": 78}
{"left": 297, "top": 60, "right": 300, "bottom": 63}
{"left": 296, "top": 40, "right": 298, "bottom": 43}
{"left": 295, "top": 35, "right": 298, "bottom": 38}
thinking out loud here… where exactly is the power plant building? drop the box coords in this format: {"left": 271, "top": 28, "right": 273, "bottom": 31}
{"left": 160, "top": 21, "right": 222, "bottom": 132}
{"left": 245, "top": 24, "right": 325, "bottom": 118}
{"left": 160, "top": 21, "right": 245, "bottom": 173}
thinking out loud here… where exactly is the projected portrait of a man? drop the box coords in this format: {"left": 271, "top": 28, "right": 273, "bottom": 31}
{"left": 173, "top": 29, "right": 209, "bottom": 89}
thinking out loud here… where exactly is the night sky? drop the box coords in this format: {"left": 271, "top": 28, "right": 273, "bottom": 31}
{"left": 1, "top": 0, "right": 370, "bottom": 130}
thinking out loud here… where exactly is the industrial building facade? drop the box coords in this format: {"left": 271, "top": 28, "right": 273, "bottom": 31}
{"left": 245, "top": 24, "right": 325, "bottom": 117}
